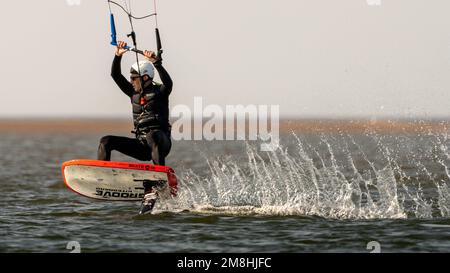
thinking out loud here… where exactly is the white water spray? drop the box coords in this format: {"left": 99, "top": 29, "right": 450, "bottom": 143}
{"left": 167, "top": 132, "right": 450, "bottom": 220}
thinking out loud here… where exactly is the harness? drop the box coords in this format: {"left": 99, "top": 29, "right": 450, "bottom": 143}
{"left": 132, "top": 124, "right": 172, "bottom": 145}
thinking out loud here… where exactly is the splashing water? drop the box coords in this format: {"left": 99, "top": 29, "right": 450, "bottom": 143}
{"left": 162, "top": 131, "right": 450, "bottom": 220}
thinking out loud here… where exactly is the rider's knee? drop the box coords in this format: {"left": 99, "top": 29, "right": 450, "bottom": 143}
{"left": 99, "top": 135, "right": 113, "bottom": 147}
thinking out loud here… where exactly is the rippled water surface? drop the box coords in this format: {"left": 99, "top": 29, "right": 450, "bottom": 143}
{"left": 1, "top": 128, "right": 450, "bottom": 252}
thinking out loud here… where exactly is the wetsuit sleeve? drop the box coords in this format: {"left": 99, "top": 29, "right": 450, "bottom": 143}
{"left": 111, "top": 55, "right": 134, "bottom": 97}
{"left": 154, "top": 62, "right": 173, "bottom": 96}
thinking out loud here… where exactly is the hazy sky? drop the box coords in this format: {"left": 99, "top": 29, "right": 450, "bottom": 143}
{"left": 0, "top": 0, "right": 449, "bottom": 118}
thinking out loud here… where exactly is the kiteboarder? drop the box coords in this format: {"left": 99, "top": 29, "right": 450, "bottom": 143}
{"left": 98, "top": 40, "right": 173, "bottom": 214}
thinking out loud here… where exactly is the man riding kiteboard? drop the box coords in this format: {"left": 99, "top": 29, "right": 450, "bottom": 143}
{"left": 98, "top": 40, "right": 173, "bottom": 214}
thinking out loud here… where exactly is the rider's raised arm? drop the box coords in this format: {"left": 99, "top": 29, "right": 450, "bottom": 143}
{"left": 143, "top": 50, "right": 173, "bottom": 96}
{"left": 111, "top": 41, "right": 134, "bottom": 97}
{"left": 154, "top": 62, "right": 173, "bottom": 96}
{"left": 111, "top": 55, "right": 134, "bottom": 97}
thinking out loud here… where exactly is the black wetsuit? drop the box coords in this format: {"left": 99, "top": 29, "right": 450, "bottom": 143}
{"left": 97, "top": 55, "right": 173, "bottom": 166}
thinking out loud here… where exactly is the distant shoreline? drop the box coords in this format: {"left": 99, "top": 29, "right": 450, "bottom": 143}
{"left": 0, "top": 118, "right": 448, "bottom": 134}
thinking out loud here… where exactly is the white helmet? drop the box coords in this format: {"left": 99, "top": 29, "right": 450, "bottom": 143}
{"left": 130, "top": 60, "right": 154, "bottom": 79}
